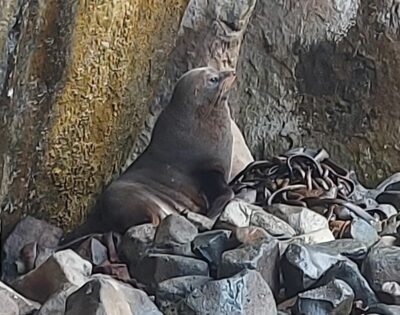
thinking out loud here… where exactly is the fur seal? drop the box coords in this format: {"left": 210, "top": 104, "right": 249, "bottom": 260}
{"left": 62, "top": 66, "right": 236, "bottom": 242}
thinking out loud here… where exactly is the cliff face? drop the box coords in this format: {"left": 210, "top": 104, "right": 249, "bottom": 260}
{"left": 0, "top": 0, "right": 187, "bottom": 234}
{"left": 2, "top": 0, "right": 400, "bottom": 235}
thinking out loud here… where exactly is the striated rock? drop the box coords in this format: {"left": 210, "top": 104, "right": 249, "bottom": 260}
{"left": 11, "top": 249, "right": 91, "bottom": 303}
{"left": 155, "top": 275, "right": 211, "bottom": 313}
{"left": 133, "top": 254, "right": 209, "bottom": 288}
{"left": 65, "top": 275, "right": 162, "bottom": 315}
{"left": 2, "top": 216, "right": 63, "bottom": 282}
{"left": 37, "top": 285, "right": 78, "bottom": 315}
{"left": 316, "top": 239, "right": 368, "bottom": 261}
{"left": 282, "top": 243, "right": 377, "bottom": 305}
{"left": 362, "top": 246, "right": 400, "bottom": 303}
{"left": 179, "top": 269, "right": 277, "bottom": 315}
{"left": 0, "top": 281, "right": 40, "bottom": 314}
{"left": 219, "top": 238, "right": 279, "bottom": 295}
{"left": 294, "top": 279, "right": 354, "bottom": 315}
{"left": 122, "top": 223, "right": 157, "bottom": 268}
{"left": 192, "top": 230, "right": 232, "bottom": 273}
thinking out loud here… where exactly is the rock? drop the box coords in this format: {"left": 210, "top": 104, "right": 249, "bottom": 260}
{"left": 122, "top": 223, "right": 157, "bottom": 268}
{"left": 282, "top": 243, "right": 377, "bottom": 305}
{"left": 250, "top": 210, "right": 296, "bottom": 238}
{"left": 218, "top": 199, "right": 253, "bottom": 227}
{"left": 192, "top": 230, "right": 232, "bottom": 273}
{"left": 362, "top": 246, "right": 400, "bottom": 303}
{"left": 266, "top": 204, "right": 334, "bottom": 243}
{"left": 65, "top": 275, "right": 162, "bottom": 315}
{"left": 234, "top": 226, "right": 272, "bottom": 244}
{"left": 37, "top": 285, "right": 78, "bottom": 315}
{"left": 153, "top": 214, "right": 198, "bottom": 255}
{"left": 11, "top": 249, "right": 92, "bottom": 303}
{"left": 2, "top": 216, "right": 63, "bottom": 282}
{"left": 376, "top": 191, "right": 400, "bottom": 210}
{"left": 75, "top": 237, "right": 108, "bottom": 266}
{"left": 294, "top": 279, "right": 354, "bottom": 315}
{"left": 350, "top": 216, "right": 380, "bottom": 247}
{"left": 316, "top": 239, "right": 368, "bottom": 261}
{"left": 219, "top": 238, "right": 280, "bottom": 295}
{"left": 182, "top": 211, "right": 215, "bottom": 231}
{"left": 381, "top": 282, "right": 400, "bottom": 305}
{"left": 132, "top": 254, "right": 209, "bottom": 288}
{"left": 0, "top": 292, "right": 20, "bottom": 315}
{"left": 365, "top": 303, "right": 400, "bottom": 315}
{"left": 178, "top": 269, "right": 277, "bottom": 315}
{"left": 155, "top": 275, "right": 211, "bottom": 312}
{"left": 0, "top": 281, "right": 40, "bottom": 314}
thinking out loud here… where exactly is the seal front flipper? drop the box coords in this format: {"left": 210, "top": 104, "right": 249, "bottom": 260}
{"left": 197, "top": 170, "right": 234, "bottom": 219}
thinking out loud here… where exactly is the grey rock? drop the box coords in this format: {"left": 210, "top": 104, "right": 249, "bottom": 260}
{"left": 219, "top": 238, "right": 280, "bottom": 295}
{"left": 122, "top": 223, "right": 157, "bottom": 268}
{"left": 316, "top": 239, "right": 369, "bottom": 261}
{"left": 182, "top": 211, "right": 215, "bottom": 232}
{"left": 366, "top": 303, "right": 400, "bottom": 315}
{"left": 234, "top": 226, "right": 273, "bottom": 244}
{"left": 282, "top": 243, "right": 377, "bottom": 305}
{"left": 350, "top": 216, "right": 380, "bottom": 247}
{"left": 294, "top": 279, "right": 354, "bottom": 315}
{"left": 37, "top": 285, "right": 78, "bottom": 315}
{"left": 192, "top": 229, "right": 232, "bottom": 272}
{"left": 250, "top": 210, "right": 296, "bottom": 238}
{"left": 2, "top": 216, "right": 63, "bottom": 282}
{"left": 154, "top": 214, "right": 198, "bottom": 245}
{"left": 381, "top": 282, "right": 400, "bottom": 304}
{"left": 75, "top": 237, "right": 108, "bottom": 266}
{"left": 11, "top": 249, "right": 91, "bottom": 303}
{"left": 362, "top": 246, "right": 400, "bottom": 303}
{"left": 65, "top": 275, "right": 162, "bottom": 315}
{"left": 179, "top": 269, "right": 277, "bottom": 315}
{"left": 0, "top": 292, "right": 19, "bottom": 315}
{"left": 218, "top": 199, "right": 253, "bottom": 227}
{"left": 155, "top": 276, "right": 211, "bottom": 312}
{"left": 0, "top": 281, "right": 40, "bottom": 314}
{"left": 133, "top": 254, "right": 209, "bottom": 288}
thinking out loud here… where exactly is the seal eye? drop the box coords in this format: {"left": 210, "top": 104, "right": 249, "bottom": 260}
{"left": 209, "top": 76, "right": 219, "bottom": 84}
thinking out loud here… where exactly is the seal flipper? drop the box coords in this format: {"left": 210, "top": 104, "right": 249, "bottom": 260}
{"left": 197, "top": 170, "right": 234, "bottom": 219}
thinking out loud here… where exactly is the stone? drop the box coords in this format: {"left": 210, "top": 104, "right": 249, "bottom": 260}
{"left": 122, "top": 223, "right": 157, "bottom": 268}
{"left": 65, "top": 275, "right": 162, "bottom": 315}
{"left": 294, "top": 279, "right": 354, "bottom": 315}
{"left": 282, "top": 243, "right": 377, "bottom": 305}
{"left": 350, "top": 216, "right": 380, "bottom": 247}
{"left": 178, "top": 269, "right": 277, "bottom": 315}
{"left": 11, "top": 249, "right": 92, "bottom": 303}
{"left": 2, "top": 216, "right": 63, "bottom": 282}
{"left": 234, "top": 226, "right": 272, "bottom": 244}
{"left": 218, "top": 199, "right": 253, "bottom": 227}
{"left": 0, "top": 292, "right": 20, "bottom": 315}
{"left": 132, "top": 254, "right": 209, "bottom": 288}
{"left": 182, "top": 211, "right": 215, "bottom": 231}
{"left": 155, "top": 275, "right": 211, "bottom": 312}
{"left": 192, "top": 230, "right": 232, "bottom": 273}
{"left": 37, "top": 285, "right": 78, "bottom": 315}
{"left": 381, "top": 282, "right": 400, "bottom": 305}
{"left": 316, "top": 239, "right": 368, "bottom": 261}
{"left": 75, "top": 237, "right": 108, "bottom": 266}
{"left": 0, "top": 281, "right": 40, "bottom": 314}
{"left": 362, "top": 246, "right": 400, "bottom": 303}
{"left": 250, "top": 210, "right": 296, "bottom": 238}
{"left": 365, "top": 303, "right": 400, "bottom": 315}
{"left": 154, "top": 214, "right": 198, "bottom": 245}
{"left": 219, "top": 238, "right": 280, "bottom": 295}
{"left": 266, "top": 204, "right": 334, "bottom": 243}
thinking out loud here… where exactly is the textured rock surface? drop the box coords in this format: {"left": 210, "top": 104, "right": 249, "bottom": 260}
{"left": 37, "top": 285, "right": 78, "bottom": 315}
{"left": 179, "top": 269, "right": 277, "bottom": 315}
{"left": 65, "top": 275, "right": 162, "bottom": 315}
{"left": 0, "top": 281, "right": 40, "bottom": 315}
{"left": 11, "top": 249, "right": 92, "bottom": 303}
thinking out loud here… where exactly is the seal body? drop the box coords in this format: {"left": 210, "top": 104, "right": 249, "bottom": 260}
{"left": 63, "top": 67, "right": 236, "bottom": 240}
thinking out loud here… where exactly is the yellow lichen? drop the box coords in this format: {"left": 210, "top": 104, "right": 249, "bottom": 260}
{"left": 39, "top": 0, "right": 187, "bottom": 230}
